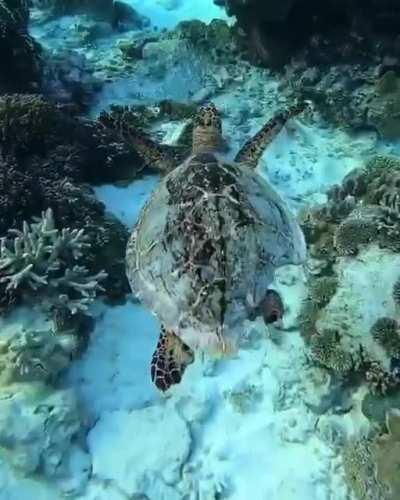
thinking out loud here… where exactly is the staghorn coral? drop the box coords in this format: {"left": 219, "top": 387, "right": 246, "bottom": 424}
{"left": 309, "top": 329, "right": 353, "bottom": 376}
{"left": 371, "top": 317, "right": 400, "bottom": 358}
{"left": 0, "top": 209, "right": 106, "bottom": 313}
{"left": 0, "top": 328, "right": 77, "bottom": 385}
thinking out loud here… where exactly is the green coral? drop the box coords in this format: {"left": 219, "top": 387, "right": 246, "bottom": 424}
{"left": 0, "top": 208, "right": 106, "bottom": 312}
{"left": 371, "top": 317, "right": 400, "bottom": 357}
{"left": 310, "top": 329, "right": 353, "bottom": 375}
{"left": 361, "top": 390, "right": 400, "bottom": 428}
{"left": 342, "top": 438, "right": 385, "bottom": 500}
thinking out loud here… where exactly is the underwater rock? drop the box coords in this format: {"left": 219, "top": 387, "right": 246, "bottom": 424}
{"left": 371, "top": 411, "right": 400, "bottom": 500}
{"left": 32, "top": 0, "right": 148, "bottom": 29}
{"left": 88, "top": 406, "right": 191, "bottom": 497}
{"left": 361, "top": 390, "right": 400, "bottom": 429}
{"left": 222, "top": 0, "right": 400, "bottom": 69}
{"left": 316, "top": 247, "right": 400, "bottom": 372}
{"left": 0, "top": 94, "right": 143, "bottom": 182}
{"left": 367, "top": 71, "right": 400, "bottom": 139}
{"left": 0, "top": 0, "right": 42, "bottom": 92}
{"left": 0, "top": 382, "right": 89, "bottom": 493}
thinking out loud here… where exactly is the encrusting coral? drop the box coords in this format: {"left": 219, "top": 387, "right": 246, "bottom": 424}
{"left": 342, "top": 437, "right": 386, "bottom": 500}
{"left": 0, "top": 208, "right": 107, "bottom": 313}
{"left": 343, "top": 411, "right": 400, "bottom": 500}
{"left": 0, "top": 328, "right": 77, "bottom": 385}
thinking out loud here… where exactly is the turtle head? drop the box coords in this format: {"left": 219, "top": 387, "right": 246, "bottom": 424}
{"left": 192, "top": 102, "right": 223, "bottom": 154}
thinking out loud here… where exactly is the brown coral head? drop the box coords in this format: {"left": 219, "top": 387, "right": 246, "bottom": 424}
{"left": 192, "top": 102, "right": 223, "bottom": 154}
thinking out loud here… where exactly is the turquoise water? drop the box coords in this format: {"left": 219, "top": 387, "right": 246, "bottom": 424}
{"left": 1, "top": 1, "right": 400, "bottom": 499}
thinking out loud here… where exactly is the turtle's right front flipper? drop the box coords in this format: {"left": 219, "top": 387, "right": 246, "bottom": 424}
{"left": 235, "top": 101, "right": 311, "bottom": 170}
{"left": 151, "top": 326, "right": 194, "bottom": 392}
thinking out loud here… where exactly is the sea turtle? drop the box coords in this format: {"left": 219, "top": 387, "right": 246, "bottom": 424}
{"left": 123, "top": 102, "right": 308, "bottom": 391}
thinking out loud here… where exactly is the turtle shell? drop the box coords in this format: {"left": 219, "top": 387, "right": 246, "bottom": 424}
{"left": 126, "top": 152, "right": 306, "bottom": 351}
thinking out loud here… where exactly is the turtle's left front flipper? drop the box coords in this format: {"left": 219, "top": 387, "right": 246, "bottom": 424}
{"left": 98, "top": 107, "right": 186, "bottom": 174}
{"left": 235, "top": 101, "right": 311, "bottom": 169}
{"left": 151, "top": 326, "right": 194, "bottom": 392}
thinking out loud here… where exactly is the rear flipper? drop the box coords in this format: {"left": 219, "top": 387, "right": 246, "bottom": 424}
{"left": 250, "top": 289, "right": 284, "bottom": 327}
{"left": 151, "top": 326, "right": 194, "bottom": 392}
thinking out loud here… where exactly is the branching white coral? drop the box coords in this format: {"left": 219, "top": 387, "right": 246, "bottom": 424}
{"left": 0, "top": 208, "right": 107, "bottom": 312}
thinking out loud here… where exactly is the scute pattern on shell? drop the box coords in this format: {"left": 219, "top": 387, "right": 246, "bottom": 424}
{"left": 126, "top": 152, "right": 305, "bottom": 352}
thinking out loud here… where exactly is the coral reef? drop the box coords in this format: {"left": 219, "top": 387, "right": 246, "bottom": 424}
{"left": 343, "top": 412, "right": 400, "bottom": 500}
{"left": 299, "top": 158, "right": 400, "bottom": 401}
{"left": 0, "top": 94, "right": 141, "bottom": 182}
{"left": 219, "top": 0, "right": 400, "bottom": 69}
{"left": 0, "top": 94, "right": 143, "bottom": 302}
{"left": 309, "top": 329, "right": 353, "bottom": 376}
{"left": 0, "top": 328, "right": 77, "bottom": 385}
{"left": 32, "top": 0, "right": 148, "bottom": 29}
{"left": 0, "top": 209, "right": 107, "bottom": 313}
{"left": 334, "top": 206, "right": 382, "bottom": 256}
{"left": 342, "top": 438, "right": 385, "bottom": 500}
{"left": 371, "top": 318, "right": 400, "bottom": 358}
{"left": 0, "top": 0, "right": 42, "bottom": 92}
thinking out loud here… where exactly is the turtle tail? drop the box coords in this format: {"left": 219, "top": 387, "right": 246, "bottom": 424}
{"left": 150, "top": 326, "right": 194, "bottom": 392}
